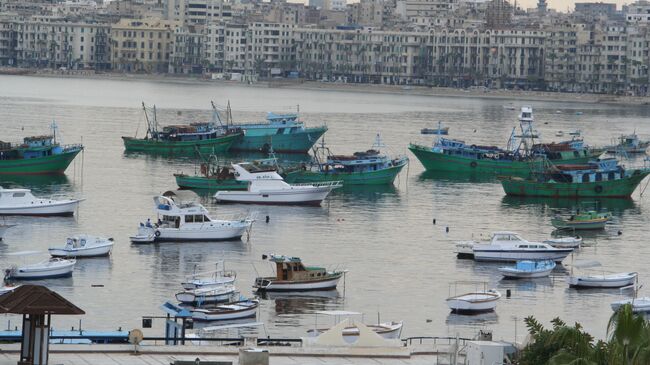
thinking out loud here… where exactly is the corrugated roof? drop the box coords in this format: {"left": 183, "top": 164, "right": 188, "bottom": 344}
{"left": 0, "top": 285, "right": 84, "bottom": 315}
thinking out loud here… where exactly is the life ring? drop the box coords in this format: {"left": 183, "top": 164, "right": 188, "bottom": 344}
{"left": 594, "top": 185, "right": 603, "bottom": 194}
{"left": 154, "top": 230, "right": 161, "bottom": 237}
{"left": 470, "top": 161, "right": 478, "bottom": 168}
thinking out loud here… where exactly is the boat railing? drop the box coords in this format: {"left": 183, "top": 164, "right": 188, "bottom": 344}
{"left": 290, "top": 181, "right": 344, "bottom": 188}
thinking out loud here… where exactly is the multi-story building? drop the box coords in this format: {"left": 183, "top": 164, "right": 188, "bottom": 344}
{"left": 248, "top": 22, "right": 295, "bottom": 76}
{"left": 396, "top": 0, "right": 456, "bottom": 19}
{"left": 574, "top": 2, "right": 617, "bottom": 17}
{"left": 0, "top": 15, "right": 17, "bottom": 65}
{"left": 625, "top": 0, "right": 650, "bottom": 23}
{"left": 110, "top": 18, "right": 180, "bottom": 73}
{"left": 13, "top": 16, "right": 110, "bottom": 70}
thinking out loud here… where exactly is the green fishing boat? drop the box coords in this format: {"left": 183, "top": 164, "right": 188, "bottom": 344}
{"left": 551, "top": 210, "right": 612, "bottom": 230}
{"left": 409, "top": 107, "right": 599, "bottom": 177}
{"left": 283, "top": 135, "right": 408, "bottom": 185}
{"left": 0, "top": 123, "right": 83, "bottom": 175}
{"left": 122, "top": 103, "right": 242, "bottom": 154}
{"left": 500, "top": 158, "right": 650, "bottom": 198}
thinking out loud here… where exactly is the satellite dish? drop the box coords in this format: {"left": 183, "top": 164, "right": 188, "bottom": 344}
{"left": 128, "top": 329, "right": 144, "bottom": 345}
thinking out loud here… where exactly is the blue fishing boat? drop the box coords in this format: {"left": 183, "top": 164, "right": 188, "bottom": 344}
{"left": 498, "top": 260, "right": 556, "bottom": 279}
{"left": 213, "top": 102, "right": 327, "bottom": 153}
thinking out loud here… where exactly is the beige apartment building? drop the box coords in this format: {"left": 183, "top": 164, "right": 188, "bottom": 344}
{"left": 110, "top": 18, "right": 180, "bottom": 73}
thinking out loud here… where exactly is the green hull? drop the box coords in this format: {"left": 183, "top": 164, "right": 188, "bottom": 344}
{"left": 122, "top": 133, "right": 241, "bottom": 154}
{"left": 501, "top": 172, "right": 650, "bottom": 198}
{"left": 408, "top": 143, "right": 597, "bottom": 177}
{"left": 283, "top": 163, "right": 406, "bottom": 185}
{"left": 230, "top": 127, "right": 327, "bottom": 153}
{"left": 0, "top": 149, "right": 81, "bottom": 175}
{"left": 551, "top": 218, "right": 606, "bottom": 230}
{"left": 174, "top": 174, "right": 248, "bottom": 191}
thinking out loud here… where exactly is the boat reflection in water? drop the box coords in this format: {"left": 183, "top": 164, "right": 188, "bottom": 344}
{"left": 258, "top": 290, "right": 343, "bottom": 316}
{"left": 328, "top": 184, "right": 400, "bottom": 204}
{"left": 500, "top": 195, "right": 638, "bottom": 216}
{"left": 446, "top": 311, "right": 499, "bottom": 326}
{"left": 417, "top": 170, "right": 497, "bottom": 184}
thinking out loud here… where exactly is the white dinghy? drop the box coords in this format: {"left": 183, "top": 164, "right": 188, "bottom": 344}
{"left": 214, "top": 163, "right": 341, "bottom": 206}
{"left": 5, "top": 251, "right": 75, "bottom": 280}
{"left": 131, "top": 190, "right": 254, "bottom": 243}
{"left": 446, "top": 282, "right": 501, "bottom": 314}
{"left": 181, "top": 262, "right": 236, "bottom": 290}
{"left": 568, "top": 260, "right": 637, "bottom": 289}
{"left": 191, "top": 298, "right": 260, "bottom": 322}
{"left": 543, "top": 236, "right": 582, "bottom": 249}
{"left": 176, "top": 285, "right": 238, "bottom": 305}
{"left": 611, "top": 285, "right": 650, "bottom": 313}
{"left": 498, "top": 260, "right": 556, "bottom": 279}
{"left": 49, "top": 235, "right": 114, "bottom": 258}
{"left": 0, "top": 187, "right": 82, "bottom": 216}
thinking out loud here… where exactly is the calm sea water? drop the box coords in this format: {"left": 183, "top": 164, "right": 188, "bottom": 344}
{"left": 1, "top": 75, "right": 650, "bottom": 342}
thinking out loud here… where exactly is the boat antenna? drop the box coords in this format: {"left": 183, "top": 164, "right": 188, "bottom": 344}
{"left": 372, "top": 133, "right": 386, "bottom": 150}
{"left": 50, "top": 120, "right": 58, "bottom": 144}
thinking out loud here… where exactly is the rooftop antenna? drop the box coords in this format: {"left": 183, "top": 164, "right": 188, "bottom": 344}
{"left": 372, "top": 133, "right": 386, "bottom": 150}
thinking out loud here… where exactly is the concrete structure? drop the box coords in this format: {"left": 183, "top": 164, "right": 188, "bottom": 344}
{"left": 110, "top": 18, "right": 180, "bottom": 73}
{"left": 626, "top": 0, "right": 650, "bottom": 23}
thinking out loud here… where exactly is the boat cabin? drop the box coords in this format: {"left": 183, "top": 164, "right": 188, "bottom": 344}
{"left": 433, "top": 138, "right": 509, "bottom": 160}
{"left": 0, "top": 188, "right": 38, "bottom": 204}
{"left": 269, "top": 255, "right": 329, "bottom": 282}
{"left": 490, "top": 232, "right": 526, "bottom": 244}
{"left": 543, "top": 158, "right": 630, "bottom": 183}
{"left": 323, "top": 150, "right": 395, "bottom": 173}
{"left": 153, "top": 193, "right": 213, "bottom": 229}
{"left": 157, "top": 122, "right": 226, "bottom": 142}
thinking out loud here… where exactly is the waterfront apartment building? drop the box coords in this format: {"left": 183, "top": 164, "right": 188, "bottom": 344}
{"left": 12, "top": 15, "right": 110, "bottom": 70}
{"left": 0, "top": 15, "right": 16, "bottom": 65}
{"left": 110, "top": 18, "right": 180, "bottom": 73}
{"left": 248, "top": 22, "right": 295, "bottom": 76}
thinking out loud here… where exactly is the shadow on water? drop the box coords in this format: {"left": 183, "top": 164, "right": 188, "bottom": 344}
{"left": 446, "top": 311, "right": 499, "bottom": 326}
{"left": 329, "top": 184, "right": 399, "bottom": 203}
{"left": 417, "top": 170, "right": 498, "bottom": 184}
{"left": 261, "top": 290, "right": 344, "bottom": 315}
{"left": 0, "top": 174, "right": 72, "bottom": 192}
{"left": 500, "top": 195, "right": 638, "bottom": 215}
{"left": 123, "top": 150, "right": 311, "bottom": 164}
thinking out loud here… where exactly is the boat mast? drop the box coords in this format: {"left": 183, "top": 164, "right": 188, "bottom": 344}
{"left": 142, "top": 102, "right": 155, "bottom": 139}
{"left": 50, "top": 120, "right": 58, "bottom": 144}
{"left": 210, "top": 101, "right": 225, "bottom": 127}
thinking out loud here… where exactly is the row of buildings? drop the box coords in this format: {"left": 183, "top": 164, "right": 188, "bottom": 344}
{"left": 2, "top": 0, "right": 650, "bottom": 95}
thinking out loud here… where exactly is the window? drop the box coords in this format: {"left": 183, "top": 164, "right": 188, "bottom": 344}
{"left": 185, "top": 215, "right": 194, "bottom": 223}
{"left": 12, "top": 192, "right": 25, "bottom": 197}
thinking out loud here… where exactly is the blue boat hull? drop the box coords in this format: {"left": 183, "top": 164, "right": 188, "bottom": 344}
{"left": 230, "top": 127, "right": 327, "bottom": 153}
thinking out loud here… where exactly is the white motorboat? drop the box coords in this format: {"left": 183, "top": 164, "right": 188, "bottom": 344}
{"left": 0, "top": 284, "right": 20, "bottom": 295}
{"left": 568, "top": 261, "right": 637, "bottom": 288}
{"left": 191, "top": 299, "right": 259, "bottom": 322}
{"left": 253, "top": 255, "right": 344, "bottom": 292}
{"left": 543, "top": 236, "right": 582, "bottom": 249}
{"left": 176, "top": 285, "right": 238, "bottom": 305}
{"left": 48, "top": 235, "right": 114, "bottom": 258}
{"left": 306, "top": 311, "right": 403, "bottom": 340}
{"left": 0, "top": 187, "right": 82, "bottom": 216}
{"left": 498, "top": 260, "right": 556, "bottom": 279}
{"left": 0, "top": 224, "right": 15, "bottom": 240}
{"left": 446, "top": 290, "right": 501, "bottom": 314}
{"left": 456, "top": 231, "right": 574, "bottom": 262}
{"left": 214, "top": 163, "right": 341, "bottom": 206}
{"left": 182, "top": 262, "right": 236, "bottom": 290}
{"left": 5, "top": 256, "right": 75, "bottom": 280}
{"left": 131, "top": 190, "right": 254, "bottom": 243}
{"left": 611, "top": 297, "right": 650, "bottom": 313}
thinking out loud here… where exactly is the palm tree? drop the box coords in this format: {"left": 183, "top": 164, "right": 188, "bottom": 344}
{"left": 607, "top": 304, "right": 650, "bottom": 365}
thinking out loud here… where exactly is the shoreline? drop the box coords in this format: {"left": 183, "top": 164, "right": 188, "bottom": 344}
{"left": 3, "top": 68, "right": 650, "bottom": 106}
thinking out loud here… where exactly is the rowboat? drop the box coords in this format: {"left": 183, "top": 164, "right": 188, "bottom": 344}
{"left": 176, "top": 285, "right": 238, "bottom": 305}
{"left": 551, "top": 211, "right": 611, "bottom": 230}
{"left": 191, "top": 299, "right": 259, "bottom": 322}
{"left": 568, "top": 261, "right": 637, "bottom": 289}
{"left": 5, "top": 256, "right": 75, "bottom": 280}
{"left": 48, "top": 235, "right": 114, "bottom": 258}
{"left": 181, "top": 262, "right": 236, "bottom": 290}
{"left": 446, "top": 282, "right": 501, "bottom": 314}
{"left": 543, "top": 236, "right": 582, "bottom": 248}
{"left": 498, "top": 260, "right": 556, "bottom": 279}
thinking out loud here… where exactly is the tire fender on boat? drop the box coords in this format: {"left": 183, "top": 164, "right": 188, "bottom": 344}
{"left": 594, "top": 185, "right": 603, "bottom": 194}
{"left": 154, "top": 230, "right": 161, "bottom": 237}
{"left": 470, "top": 161, "right": 478, "bottom": 168}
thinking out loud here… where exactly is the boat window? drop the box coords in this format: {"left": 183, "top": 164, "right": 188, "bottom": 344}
{"left": 194, "top": 215, "right": 204, "bottom": 223}
{"left": 595, "top": 173, "right": 602, "bottom": 182}
{"left": 608, "top": 172, "right": 615, "bottom": 180}
{"left": 12, "top": 192, "right": 25, "bottom": 197}
{"left": 519, "top": 245, "right": 528, "bottom": 248}
{"left": 582, "top": 174, "right": 589, "bottom": 183}
{"left": 573, "top": 151, "right": 579, "bottom": 157}
{"left": 203, "top": 215, "right": 210, "bottom": 222}
{"left": 185, "top": 215, "right": 194, "bottom": 223}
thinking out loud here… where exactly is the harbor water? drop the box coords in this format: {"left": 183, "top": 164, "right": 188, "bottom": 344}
{"left": 1, "top": 75, "right": 650, "bottom": 341}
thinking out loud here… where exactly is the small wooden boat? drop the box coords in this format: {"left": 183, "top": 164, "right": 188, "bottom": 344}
{"left": 605, "top": 132, "right": 650, "bottom": 154}
{"left": 446, "top": 282, "right": 501, "bottom": 314}
{"left": 181, "top": 262, "right": 236, "bottom": 290}
{"left": 49, "top": 235, "right": 114, "bottom": 258}
{"left": 5, "top": 256, "right": 75, "bottom": 280}
{"left": 543, "top": 236, "right": 582, "bottom": 248}
{"left": 552, "top": 211, "right": 611, "bottom": 230}
{"left": 498, "top": 260, "right": 556, "bottom": 279}
{"left": 555, "top": 131, "right": 564, "bottom": 137}
{"left": 191, "top": 299, "right": 259, "bottom": 321}
{"left": 0, "top": 187, "right": 83, "bottom": 216}
{"left": 568, "top": 260, "right": 637, "bottom": 288}
{"left": 253, "top": 255, "right": 344, "bottom": 292}
{"left": 176, "top": 285, "right": 237, "bottom": 305}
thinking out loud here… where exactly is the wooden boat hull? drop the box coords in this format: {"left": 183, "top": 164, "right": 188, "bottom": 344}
{"left": 121, "top": 132, "right": 241, "bottom": 154}
{"left": 283, "top": 160, "right": 407, "bottom": 185}
{"left": 0, "top": 199, "right": 82, "bottom": 216}
{"left": 0, "top": 149, "right": 81, "bottom": 175}
{"left": 408, "top": 143, "right": 598, "bottom": 176}
{"left": 191, "top": 300, "right": 259, "bottom": 321}
{"left": 230, "top": 127, "right": 327, "bottom": 153}
{"left": 446, "top": 293, "right": 500, "bottom": 314}
{"left": 569, "top": 273, "right": 637, "bottom": 288}
{"left": 501, "top": 172, "right": 650, "bottom": 198}
{"left": 175, "top": 174, "right": 248, "bottom": 191}
{"left": 8, "top": 260, "right": 75, "bottom": 279}
{"left": 254, "top": 274, "right": 342, "bottom": 291}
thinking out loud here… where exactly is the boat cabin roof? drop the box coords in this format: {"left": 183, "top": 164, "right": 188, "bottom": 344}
{"left": 0, "top": 187, "right": 30, "bottom": 193}
{"left": 266, "top": 112, "right": 298, "bottom": 122}
{"left": 269, "top": 255, "right": 302, "bottom": 263}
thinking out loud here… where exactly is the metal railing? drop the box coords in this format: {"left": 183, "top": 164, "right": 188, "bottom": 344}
{"left": 401, "top": 336, "right": 471, "bottom": 346}
{"left": 289, "top": 180, "right": 343, "bottom": 188}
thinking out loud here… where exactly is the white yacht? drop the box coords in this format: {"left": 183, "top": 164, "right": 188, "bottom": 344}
{"left": 130, "top": 191, "right": 254, "bottom": 243}
{"left": 48, "top": 235, "right": 114, "bottom": 258}
{"left": 0, "top": 187, "right": 82, "bottom": 216}
{"left": 214, "top": 163, "right": 341, "bottom": 206}
{"left": 456, "top": 231, "right": 574, "bottom": 262}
